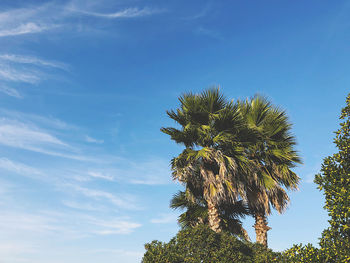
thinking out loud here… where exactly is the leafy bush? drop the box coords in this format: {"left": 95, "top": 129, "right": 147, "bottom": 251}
{"left": 280, "top": 244, "right": 323, "bottom": 262}
{"left": 142, "top": 225, "right": 280, "bottom": 263}
{"left": 314, "top": 94, "right": 350, "bottom": 262}
{"left": 280, "top": 94, "right": 350, "bottom": 263}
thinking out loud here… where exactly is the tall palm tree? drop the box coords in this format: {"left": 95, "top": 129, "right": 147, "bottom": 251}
{"left": 238, "top": 96, "right": 301, "bottom": 247}
{"left": 161, "top": 88, "right": 255, "bottom": 233}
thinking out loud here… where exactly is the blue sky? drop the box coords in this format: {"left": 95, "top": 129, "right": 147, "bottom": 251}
{"left": 0, "top": 0, "right": 349, "bottom": 262}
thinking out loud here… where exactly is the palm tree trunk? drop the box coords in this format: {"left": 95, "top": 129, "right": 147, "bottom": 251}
{"left": 207, "top": 199, "right": 221, "bottom": 233}
{"left": 254, "top": 213, "right": 271, "bottom": 248}
{"left": 242, "top": 228, "right": 251, "bottom": 242}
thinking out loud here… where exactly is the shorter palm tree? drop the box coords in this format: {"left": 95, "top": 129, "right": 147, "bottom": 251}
{"left": 238, "top": 96, "right": 301, "bottom": 247}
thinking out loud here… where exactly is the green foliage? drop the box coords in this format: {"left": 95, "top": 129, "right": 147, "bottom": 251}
{"left": 281, "top": 94, "right": 350, "bottom": 262}
{"left": 314, "top": 94, "right": 350, "bottom": 262}
{"left": 142, "top": 225, "right": 280, "bottom": 263}
{"left": 280, "top": 244, "right": 323, "bottom": 262}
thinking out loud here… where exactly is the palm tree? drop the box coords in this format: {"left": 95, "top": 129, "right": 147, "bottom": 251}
{"left": 238, "top": 96, "right": 301, "bottom": 247}
{"left": 170, "top": 188, "right": 251, "bottom": 240}
{"left": 161, "top": 88, "right": 255, "bottom": 233}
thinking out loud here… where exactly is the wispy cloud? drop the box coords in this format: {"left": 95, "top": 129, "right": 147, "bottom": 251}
{"left": 0, "top": 54, "right": 69, "bottom": 71}
{"left": 183, "top": 3, "right": 211, "bottom": 20}
{"left": 90, "top": 218, "right": 141, "bottom": 235}
{"left": 0, "top": 119, "right": 68, "bottom": 149}
{"left": 72, "top": 7, "right": 163, "bottom": 19}
{"left": 85, "top": 135, "right": 104, "bottom": 144}
{"left": 0, "top": 119, "right": 94, "bottom": 160}
{"left": 0, "top": 209, "right": 141, "bottom": 240}
{"left": 0, "top": 207, "right": 142, "bottom": 263}
{"left": 0, "top": 66, "right": 41, "bottom": 83}
{"left": 0, "top": 210, "right": 60, "bottom": 235}
{"left": 66, "top": 184, "right": 140, "bottom": 210}
{"left": 66, "top": 158, "right": 172, "bottom": 185}
{"left": 0, "top": 2, "right": 61, "bottom": 38}
{"left": 303, "top": 162, "right": 322, "bottom": 183}
{"left": 87, "top": 171, "right": 113, "bottom": 181}
{"left": 0, "top": 53, "right": 69, "bottom": 98}
{"left": 0, "top": 2, "right": 164, "bottom": 39}
{"left": 0, "top": 158, "right": 42, "bottom": 177}
{"left": 125, "top": 159, "right": 172, "bottom": 185}
{"left": 0, "top": 85, "right": 22, "bottom": 98}
{"left": 0, "top": 110, "right": 172, "bottom": 180}
{"left": 0, "top": 5, "right": 46, "bottom": 23}
{"left": 62, "top": 200, "right": 105, "bottom": 211}
{"left": 0, "top": 113, "right": 104, "bottom": 161}
{"left": 0, "top": 109, "right": 73, "bottom": 130}
{"left": 0, "top": 53, "right": 68, "bottom": 89}
{"left": 195, "top": 26, "right": 223, "bottom": 40}
{"left": 150, "top": 213, "right": 178, "bottom": 224}
{"left": 0, "top": 2, "right": 161, "bottom": 100}
{"left": 0, "top": 22, "right": 50, "bottom": 37}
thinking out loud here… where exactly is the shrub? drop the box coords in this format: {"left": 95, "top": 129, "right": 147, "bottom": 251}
{"left": 280, "top": 244, "right": 323, "bottom": 262}
{"left": 280, "top": 94, "right": 350, "bottom": 263}
{"left": 314, "top": 94, "right": 350, "bottom": 262}
{"left": 142, "top": 225, "right": 280, "bottom": 263}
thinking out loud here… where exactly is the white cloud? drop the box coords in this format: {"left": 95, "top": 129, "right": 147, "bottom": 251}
{"left": 0, "top": 2, "right": 163, "bottom": 39}
{"left": 150, "top": 213, "right": 178, "bottom": 224}
{"left": 0, "top": 3, "right": 60, "bottom": 38}
{"left": 75, "top": 158, "right": 173, "bottom": 185}
{"left": 0, "top": 209, "right": 141, "bottom": 244}
{"left": 0, "top": 119, "right": 68, "bottom": 149}
{"left": 0, "top": 113, "right": 116, "bottom": 162}
{"left": 0, "top": 54, "right": 69, "bottom": 71}
{"left": 73, "top": 7, "right": 162, "bottom": 19}
{"left": 195, "top": 26, "right": 223, "bottom": 40}
{"left": 53, "top": 156, "right": 173, "bottom": 186}
{"left": 67, "top": 185, "right": 139, "bottom": 210}
{"left": 0, "top": 211, "right": 59, "bottom": 234}
{"left": 303, "top": 162, "right": 322, "bottom": 183}
{"left": 91, "top": 218, "right": 141, "bottom": 235}
{"left": 0, "top": 158, "right": 42, "bottom": 176}
{"left": 0, "top": 208, "right": 142, "bottom": 263}
{"left": 0, "top": 109, "right": 73, "bottom": 130}
{"left": 0, "top": 54, "right": 68, "bottom": 94}
{"left": 0, "top": 22, "right": 49, "bottom": 37}
{"left": 0, "top": 5, "right": 44, "bottom": 23}
{"left": 0, "top": 85, "right": 22, "bottom": 98}
{"left": 0, "top": 66, "right": 41, "bottom": 83}
{"left": 85, "top": 135, "right": 104, "bottom": 144}
{"left": 87, "top": 171, "right": 113, "bottom": 181}
{"left": 125, "top": 159, "right": 172, "bottom": 185}
{"left": 62, "top": 200, "right": 104, "bottom": 211}
{"left": 0, "top": 119, "right": 94, "bottom": 161}
{"left": 183, "top": 4, "right": 211, "bottom": 20}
